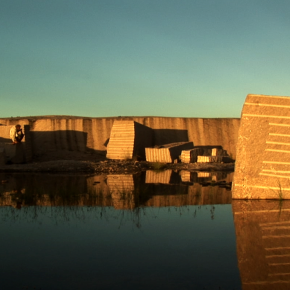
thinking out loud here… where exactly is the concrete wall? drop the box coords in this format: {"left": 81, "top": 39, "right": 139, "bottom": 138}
{"left": 0, "top": 116, "right": 240, "bottom": 160}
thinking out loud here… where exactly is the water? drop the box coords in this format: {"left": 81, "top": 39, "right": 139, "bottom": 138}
{"left": 0, "top": 171, "right": 240, "bottom": 290}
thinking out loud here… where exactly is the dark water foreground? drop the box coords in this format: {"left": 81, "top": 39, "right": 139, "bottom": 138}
{"left": 1, "top": 171, "right": 289, "bottom": 290}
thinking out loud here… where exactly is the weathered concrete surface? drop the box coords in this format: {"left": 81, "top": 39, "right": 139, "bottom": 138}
{"left": 0, "top": 116, "right": 240, "bottom": 161}
{"left": 233, "top": 200, "right": 290, "bottom": 289}
{"left": 106, "top": 120, "right": 153, "bottom": 160}
{"left": 145, "top": 142, "right": 194, "bottom": 163}
{"left": 232, "top": 94, "right": 290, "bottom": 199}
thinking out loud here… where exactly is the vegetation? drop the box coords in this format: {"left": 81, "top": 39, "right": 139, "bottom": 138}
{"left": 148, "top": 162, "right": 167, "bottom": 171}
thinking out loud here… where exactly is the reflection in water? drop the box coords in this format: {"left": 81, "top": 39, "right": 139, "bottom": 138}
{"left": 0, "top": 171, "right": 241, "bottom": 290}
{"left": 0, "top": 170, "right": 233, "bottom": 227}
{"left": 232, "top": 200, "right": 290, "bottom": 290}
{"left": 0, "top": 170, "right": 233, "bottom": 210}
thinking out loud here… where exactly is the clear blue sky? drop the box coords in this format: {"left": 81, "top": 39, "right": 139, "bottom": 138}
{"left": 1, "top": 0, "right": 290, "bottom": 118}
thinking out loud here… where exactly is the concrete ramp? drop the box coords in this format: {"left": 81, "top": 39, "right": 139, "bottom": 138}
{"left": 232, "top": 94, "right": 290, "bottom": 199}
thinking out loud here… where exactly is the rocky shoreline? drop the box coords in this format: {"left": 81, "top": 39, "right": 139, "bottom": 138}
{"left": 0, "top": 159, "right": 235, "bottom": 173}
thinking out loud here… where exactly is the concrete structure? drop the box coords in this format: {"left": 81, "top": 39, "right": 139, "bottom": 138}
{"left": 180, "top": 146, "right": 225, "bottom": 163}
{"left": 180, "top": 148, "right": 204, "bottom": 163}
{"left": 197, "top": 156, "right": 223, "bottom": 163}
{"left": 233, "top": 200, "right": 290, "bottom": 289}
{"left": 106, "top": 120, "right": 153, "bottom": 160}
{"left": 145, "top": 142, "right": 194, "bottom": 163}
{"left": 232, "top": 94, "right": 290, "bottom": 199}
{"left": 0, "top": 116, "right": 240, "bottom": 161}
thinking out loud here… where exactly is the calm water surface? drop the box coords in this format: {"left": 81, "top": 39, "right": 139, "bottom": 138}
{"left": 0, "top": 171, "right": 241, "bottom": 290}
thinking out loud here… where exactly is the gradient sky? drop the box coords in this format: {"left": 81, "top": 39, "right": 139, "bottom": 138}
{"left": 1, "top": 0, "right": 290, "bottom": 118}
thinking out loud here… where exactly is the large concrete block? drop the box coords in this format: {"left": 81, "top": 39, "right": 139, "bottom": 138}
{"left": 145, "top": 142, "right": 194, "bottom": 163}
{"left": 106, "top": 120, "right": 153, "bottom": 160}
{"left": 232, "top": 94, "right": 290, "bottom": 199}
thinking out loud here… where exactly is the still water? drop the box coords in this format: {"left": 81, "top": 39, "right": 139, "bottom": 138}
{"left": 1, "top": 170, "right": 285, "bottom": 290}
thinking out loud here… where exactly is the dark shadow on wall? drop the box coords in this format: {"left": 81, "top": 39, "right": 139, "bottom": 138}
{"left": 153, "top": 129, "right": 189, "bottom": 145}
{"left": 30, "top": 130, "right": 106, "bottom": 161}
{"left": 103, "top": 138, "right": 110, "bottom": 147}
{"left": 194, "top": 145, "right": 223, "bottom": 150}
{"left": 0, "top": 137, "right": 11, "bottom": 143}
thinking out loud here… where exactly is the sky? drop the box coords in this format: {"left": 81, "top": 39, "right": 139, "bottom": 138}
{"left": 1, "top": 0, "right": 290, "bottom": 118}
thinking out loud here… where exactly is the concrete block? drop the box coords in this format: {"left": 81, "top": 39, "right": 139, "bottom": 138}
{"left": 146, "top": 142, "right": 194, "bottom": 163}
{"left": 211, "top": 148, "right": 224, "bottom": 156}
{"left": 232, "top": 94, "right": 290, "bottom": 199}
{"left": 197, "top": 156, "right": 222, "bottom": 163}
{"left": 181, "top": 146, "right": 226, "bottom": 163}
{"left": 106, "top": 120, "right": 153, "bottom": 160}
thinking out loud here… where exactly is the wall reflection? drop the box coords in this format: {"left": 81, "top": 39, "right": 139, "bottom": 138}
{"left": 232, "top": 200, "right": 290, "bottom": 290}
{"left": 0, "top": 170, "right": 233, "bottom": 209}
